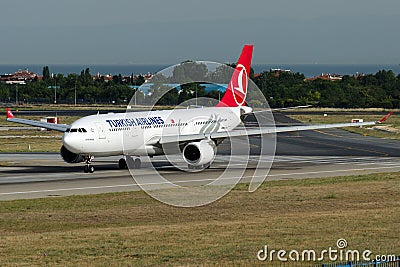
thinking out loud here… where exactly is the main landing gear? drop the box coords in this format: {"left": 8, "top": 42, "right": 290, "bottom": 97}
{"left": 119, "top": 156, "right": 141, "bottom": 170}
{"left": 83, "top": 155, "right": 95, "bottom": 173}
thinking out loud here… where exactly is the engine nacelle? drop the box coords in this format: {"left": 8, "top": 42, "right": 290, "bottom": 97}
{"left": 183, "top": 140, "right": 216, "bottom": 166}
{"left": 60, "top": 145, "right": 84, "bottom": 163}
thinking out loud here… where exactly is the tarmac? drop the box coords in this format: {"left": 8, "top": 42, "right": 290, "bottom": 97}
{"left": 1, "top": 112, "right": 400, "bottom": 200}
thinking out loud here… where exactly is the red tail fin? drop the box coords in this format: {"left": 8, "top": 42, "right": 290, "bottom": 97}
{"left": 6, "top": 108, "right": 14, "bottom": 119}
{"left": 216, "top": 45, "right": 253, "bottom": 107}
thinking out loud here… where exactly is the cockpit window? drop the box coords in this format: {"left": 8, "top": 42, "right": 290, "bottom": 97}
{"left": 68, "top": 128, "right": 87, "bottom": 133}
{"left": 66, "top": 128, "right": 71, "bottom": 132}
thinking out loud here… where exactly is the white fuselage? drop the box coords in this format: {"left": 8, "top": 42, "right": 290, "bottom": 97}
{"left": 62, "top": 106, "right": 247, "bottom": 157}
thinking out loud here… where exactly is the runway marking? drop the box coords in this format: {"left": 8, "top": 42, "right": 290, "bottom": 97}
{"left": 314, "top": 129, "right": 400, "bottom": 146}
{"left": 313, "top": 129, "right": 346, "bottom": 138}
{"left": 1, "top": 165, "right": 400, "bottom": 197}
{"left": 2, "top": 156, "right": 400, "bottom": 183}
{"left": 223, "top": 155, "right": 400, "bottom": 166}
{"left": 281, "top": 134, "right": 390, "bottom": 157}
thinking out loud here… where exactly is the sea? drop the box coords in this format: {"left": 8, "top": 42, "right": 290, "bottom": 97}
{"left": 1, "top": 64, "right": 400, "bottom": 78}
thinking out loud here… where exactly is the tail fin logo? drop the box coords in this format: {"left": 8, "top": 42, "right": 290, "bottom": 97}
{"left": 216, "top": 45, "right": 253, "bottom": 108}
{"left": 231, "top": 64, "right": 248, "bottom": 106}
{"left": 6, "top": 108, "right": 14, "bottom": 119}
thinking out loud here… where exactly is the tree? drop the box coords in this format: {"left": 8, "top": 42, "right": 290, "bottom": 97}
{"left": 79, "top": 68, "right": 93, "bottom": 86}
{"left": 0, "top": 84, "right": 10, "bottom": 102}
{"left": 151, "top": 85, "right": 178, "bottom": 106}
{"left": 42, "top": 66, "right": 50, "bottom": 81}
{"left": 170, "top": 61, "right": 208, "bottom": 84}
{"left": 178, "top": 83, "right": 206, "bottom": 104}
{"left": 134, "top": 75, "right": 145, "bottom": 86}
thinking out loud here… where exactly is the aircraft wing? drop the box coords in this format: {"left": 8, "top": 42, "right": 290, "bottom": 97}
{"left": 245, "top": 105, "right": 312, "bottom": 115}
{"left": 7, "top": 118, "right": 69, "bottom": 132}
{"left": 6, "top": 108, "right": 69, "bottom": 132}
{"left": 271, "top": 105, "right": 312, "bottom": 111}
{"left": 211, "top": 120, "right": 377, "bottom": 139}
{"left": 241, "top": 105, "right": 312, "bottom": 120}
{"left": 147, "top": 112, "right": 394, "bottom": 145}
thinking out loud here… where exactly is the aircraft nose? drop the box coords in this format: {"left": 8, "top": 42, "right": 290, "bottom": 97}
{"left": 62, "top": 133, "right": 83, "bottom": 153}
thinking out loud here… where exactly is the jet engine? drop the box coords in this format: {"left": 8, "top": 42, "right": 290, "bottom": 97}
{"left": 60, "top": 145, "right": 84, "bottom": 163}
{"left": 183, "top": 140, "right": 216, "bottom": 166}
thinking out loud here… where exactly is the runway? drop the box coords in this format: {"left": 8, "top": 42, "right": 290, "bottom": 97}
{"left": 1, "top": 152, "right": 400, "bottom": 200}
{"left": 1, "top": 112, "right": 400, "bottom": 200}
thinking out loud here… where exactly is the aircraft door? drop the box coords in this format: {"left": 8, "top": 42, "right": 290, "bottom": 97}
{"left": 94, "top": 122, "right": 106, "bottom": 139}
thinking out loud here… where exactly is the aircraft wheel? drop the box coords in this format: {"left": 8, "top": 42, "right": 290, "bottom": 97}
{"left": 119, "top": 158, "right": 127, "bottom": 169}
{"left": 133, "top": 158, "right": 141, "bottom": 169}
{"left": 89, "top": 165, "right": 95, "bottom": 173}
{"left": 84, "top": 165, "right": 89, "bottom": 173}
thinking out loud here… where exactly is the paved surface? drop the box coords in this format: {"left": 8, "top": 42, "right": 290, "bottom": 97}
{"left": 1, "top": 152, "right": 400, "bottom": 200}
{"left": 1, "top": 113, "right": 400, "bottom": 200}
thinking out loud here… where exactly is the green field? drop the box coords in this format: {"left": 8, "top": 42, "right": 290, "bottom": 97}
{"left": 0, "top": 116, "right": 69, "bottom": 152}
{"left": 0, "top": 173, "right": 398, "bottom": 266}
{"left": 2, "top": 103, "right": 128, "bottom": 111}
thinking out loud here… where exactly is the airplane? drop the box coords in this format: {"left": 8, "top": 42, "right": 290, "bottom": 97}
{"left": 6, "top": 45, "right": 394, "bottom": 173}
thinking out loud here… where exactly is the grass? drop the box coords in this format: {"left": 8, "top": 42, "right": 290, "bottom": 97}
{"left": 0, "top": 115, "right": 65, "bottom": 152}
{"left": 0, "top": 114, "right": 71, "bottom": 152}
{"left": 282, "top": 107, "right": 396, "bottom": 112}
{"left": 2, "top": 103, "right": 179, "bottom": 111}
{"left": 2, "top": 103, "right": 128, "bottom": 111}
{"left": 0, "top": 136, "right": 62, "bottom": 152}
{"left": 0, "top": 173, "right": 399, "bottom": 266}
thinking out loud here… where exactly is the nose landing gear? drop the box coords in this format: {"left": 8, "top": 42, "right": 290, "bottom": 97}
{"left": 83, "top": 155, "right": 95, "bottom": 173}
{"left": 84, "top": 165, "right": 95, "bottom": 173}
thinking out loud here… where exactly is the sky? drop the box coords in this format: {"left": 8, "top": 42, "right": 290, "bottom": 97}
{"left": 1, "top": 0, "right": 399, "bottom": 65}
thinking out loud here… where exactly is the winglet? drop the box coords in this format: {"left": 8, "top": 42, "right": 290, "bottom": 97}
{"left": 378, "top": 111, "right": 394, "bottom": 123}
{"left": 6, "top": 108, "right": 14, "bottom": 119}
